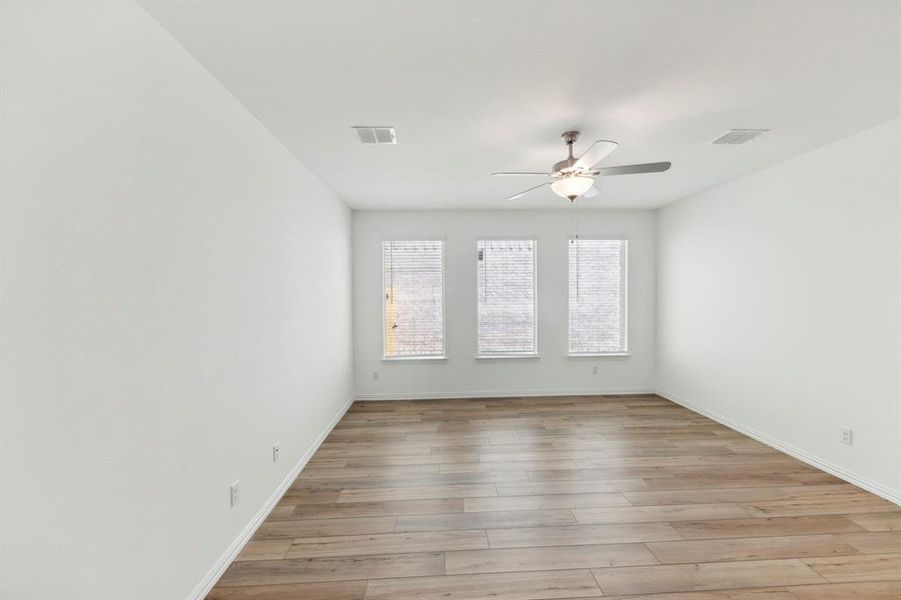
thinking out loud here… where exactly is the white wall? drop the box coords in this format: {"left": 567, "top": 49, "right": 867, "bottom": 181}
{"left": 353, "top": 210, "right": 656, "bottom": 398}
{"left": 657, "top": 118, "right": 901, "bottom": 503}
{"left": 0, "top": 3, "right": 353, "bottom": 599}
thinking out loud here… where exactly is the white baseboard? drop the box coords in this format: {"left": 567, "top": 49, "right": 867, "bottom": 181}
{"left": 657, "top": 389, "right": 901, "bottom": 506}
{"left": 354, "top": 388, "right": 656, "bottom": 401}
{"left": 188, "top": 397, "right": 354, "bottom": 600}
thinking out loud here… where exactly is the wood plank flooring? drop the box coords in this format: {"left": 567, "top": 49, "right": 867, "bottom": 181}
{"left": 206, "top": 394, "right": 901, "bottom": 599}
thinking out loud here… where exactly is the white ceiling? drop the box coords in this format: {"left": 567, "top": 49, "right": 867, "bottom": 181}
{"left": 142, "top": 1, "right": 901, "bottom": 210}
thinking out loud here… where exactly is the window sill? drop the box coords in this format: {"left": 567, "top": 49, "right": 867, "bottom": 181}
{"left": 568, "top": 352, "right": 630, "bottom": 358}
{"left": 382, "top": 356, "right": 447, "bottom": 362}
{"left": 475, "top": 354, "right": 541, "bottom": 360}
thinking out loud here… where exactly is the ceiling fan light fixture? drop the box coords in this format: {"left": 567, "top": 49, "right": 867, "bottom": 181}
{"left": 551, "top": 176, "right": 594, "bottom": 201}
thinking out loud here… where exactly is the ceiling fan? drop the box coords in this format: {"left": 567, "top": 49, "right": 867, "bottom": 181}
{"left": 492, "top": 131, "right": 671, "bottom": 201}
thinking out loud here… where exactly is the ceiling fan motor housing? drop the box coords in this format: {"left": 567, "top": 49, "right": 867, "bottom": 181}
{"left": 553, "top": 157, "right": 578, "bottom": 174}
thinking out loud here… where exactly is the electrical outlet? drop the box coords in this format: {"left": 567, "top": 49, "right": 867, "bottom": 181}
{"left": 840, "top": 427, "right": 853, "bottom": 445}
{"left": 372, "top": 370, "right": 380, "bottom": 381}
{"left": 591, "top": 365, "right": 599, "bottom": 375}
{"left": 230, "top": 480, "right": 240, "bottom": 507}
{"left": 272, "top": 445, "right": 280, "bottom": 463}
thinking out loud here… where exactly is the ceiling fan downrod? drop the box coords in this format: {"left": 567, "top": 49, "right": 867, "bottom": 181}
{"left": 555, "top": 131, "right": 581, "bottom": 174}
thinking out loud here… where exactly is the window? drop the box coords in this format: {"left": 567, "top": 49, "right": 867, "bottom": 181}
{"left": 568, "top": 239, "right": 627, "bottom": 355}
{"left": 383, "top": 241, "right": 445, "bottom": 358}
{"left": 476, "top": 240, "right": 537, "bottom": 356}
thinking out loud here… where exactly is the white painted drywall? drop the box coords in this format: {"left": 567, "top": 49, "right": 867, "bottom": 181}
{"left": 656, "top": 118, "right": 901, "bottom": 502}
{"left": 0, "top": 3, "right": 353, "bottom": 599}
{"left": 353, "top": 210, "right": 656, "bottom": 398}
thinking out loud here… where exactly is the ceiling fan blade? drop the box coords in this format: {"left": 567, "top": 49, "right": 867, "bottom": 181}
{"left": 507, "top": 182, "right": 550, "bottom": 200}
{"left": 582, "top": 185, "right": 600, "bottom": 198}
{"left": 573, "top": 140, "right": 618, "bottom": 171}
{"left": 598, "top": 161, "right": 671, "bottom": 176}
{"left": 491, "top": 171, "right": 552, "bottom": 176}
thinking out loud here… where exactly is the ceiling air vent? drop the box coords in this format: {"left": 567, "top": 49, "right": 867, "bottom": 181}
{"left": 712, "top": 129, "right": 769, "bottom": 145}
{"left": 352, "top": 126, "right": 397, "bottom": 144}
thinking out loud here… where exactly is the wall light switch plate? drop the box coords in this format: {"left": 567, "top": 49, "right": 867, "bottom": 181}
{"left": 272, "top": 445, "right": 280, "bottom": 462}
{"left": 840, "top": 427, "right": 853, "bottom": 445}
{"left": 230, "top": 480, "right": 240, "bottom": 507}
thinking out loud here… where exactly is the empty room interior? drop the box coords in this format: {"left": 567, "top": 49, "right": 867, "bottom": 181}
{"left": 4, "top": 1, "right": 901, "bottom": 599}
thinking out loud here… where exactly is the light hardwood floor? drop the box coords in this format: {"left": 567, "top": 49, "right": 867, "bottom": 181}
{"left": 206, "top": 395, "right": 901, "bottom": 599}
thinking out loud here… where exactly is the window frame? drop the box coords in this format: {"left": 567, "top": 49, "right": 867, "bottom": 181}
{"left": 474, "top": 238, "right": 539, "bottom": 359}
{"left": 381, "top": 238, "right": 447, "bottom": 361}
{"left": 566, "top": 236, "right": 630, "bottom": 358}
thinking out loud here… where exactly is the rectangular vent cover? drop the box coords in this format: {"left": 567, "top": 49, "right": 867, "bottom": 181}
{"left": 352, "top": 126, "right": 397, "bottom": 144}
{"left": 712, "top": 129, "right": 769, "bottom": 145}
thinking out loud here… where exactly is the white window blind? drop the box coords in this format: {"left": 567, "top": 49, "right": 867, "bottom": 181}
{"left": 477, "top": 240, "right": 537, "bottom": 356}
{"left": 383, "top": 241, "right": 445, "bottom": 358}
{"left": 568, "top": 239, "right": 627, "bottom": 354}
